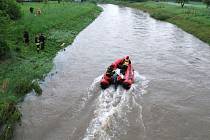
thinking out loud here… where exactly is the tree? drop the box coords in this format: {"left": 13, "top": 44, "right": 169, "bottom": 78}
{"left": 0, "top": 0, "right": 21, "bottom": 20}
{"left": 177, "top": 0, "right": 188, "bottom": 7}
{"left": 203, "top": 0, "right": 210, "bottom": 8}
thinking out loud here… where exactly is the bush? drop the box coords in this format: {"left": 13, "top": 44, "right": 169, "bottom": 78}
{"left": 32, "top": 80, "right": 42, "bottom": 95}
{"left": 0, "top": 0, "right": 21, "bottom": 20}
{"left": 0, "top": 102, "right": 21, "bottom": 123}
{"left": 0, "top": 39, "right": 10, "bottom": 60}
{"left": 0, "top": 102, "right": 21, "bottom": 140}
{"left": 0, "top": 11, "right": 10, "bottom": 60}
{"left": 203, "top": 0, "right": 210, "bottom": 8}
{"left": 14, "top": 79, "right": 32, "bottom": 95}
{"left": 151, "top": 12, "right": 171, "bottom": 20}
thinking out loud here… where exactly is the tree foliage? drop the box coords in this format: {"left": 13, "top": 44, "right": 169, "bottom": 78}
{"left": 203, "top": 0, "right": 210, "bottom": 8}
{"left": 176, "top": 0, "right": 189, "bottom": 7}
{"left": 0, "top": 0, "right": 21, "bottom": 20}
{"left": 0, "top": 11, "right": 10, "bottom": 59}
{"left": 0, "top": 0, "right": 21, "bottom": 59}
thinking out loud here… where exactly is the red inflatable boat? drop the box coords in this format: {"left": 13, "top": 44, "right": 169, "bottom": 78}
{"left": 100, "top": 56, "right": 134, "bottom": 89}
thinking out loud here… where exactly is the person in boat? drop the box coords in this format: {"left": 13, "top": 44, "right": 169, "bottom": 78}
{"left": 105, "top": 64, "right": 115, "bottom": 78}
{"left": 104, "top": 56, "right": 131, "bottom": 78}
{"left": 118, "top": 56, "right": 131, "bottom": 75}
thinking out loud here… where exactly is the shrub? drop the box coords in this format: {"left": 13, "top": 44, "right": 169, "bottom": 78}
{"left": 0, "top": 102, "right": 21, "bottom": 140}
{"left": 0, "top": 0, "right": 19, "bottom": 59}
{"left": 203, "top": 0, "right": 210, "bottom": 8}
{"left": 32, "top": 80, "right": 42, "bottom": 95}
{"left": 14, "top": 79, "right": 32, "bottom": 95}
{"left": 0, "top": 11, "right": 10, "bottom": 60}
{"left": 151, "top": 12, "right": 171, "bottom": 20}
{"left": 0, "top": 0, "right": 21, "bottom": 20}
{"left": 0, "top": 39, "right": 10, "bottom": 60}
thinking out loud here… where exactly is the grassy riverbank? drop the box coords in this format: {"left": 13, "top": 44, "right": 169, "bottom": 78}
{"left": 100, "top": 0, "right": 210, "bottom": 45}
{"left": 0, "top": 2, "right": 101, "bottom": 139}
{"left": 129, "top": 1, "right": 210, "bottom": 45}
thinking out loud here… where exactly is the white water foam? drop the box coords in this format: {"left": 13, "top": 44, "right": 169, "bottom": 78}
{"left": 83, "top": 71, "right": 149, "bottom": 140}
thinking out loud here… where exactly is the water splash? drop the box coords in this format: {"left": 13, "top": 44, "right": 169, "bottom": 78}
{"left": 83, "top": 71, "right": 149, "bottom": 140}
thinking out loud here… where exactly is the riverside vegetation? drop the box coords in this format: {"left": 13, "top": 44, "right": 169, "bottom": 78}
{"left": 129, "top": 1, "right": 210, "bottom": 45}
{"left": 0, "top": 1, "right": 101, "bottom": 139}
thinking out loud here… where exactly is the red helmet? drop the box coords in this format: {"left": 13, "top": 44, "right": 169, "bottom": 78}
{"left": 125, "top": 55, "right": 129, "bottom": 60}
{"left": 110, "top": 63, "right": 115, "bottom": 68}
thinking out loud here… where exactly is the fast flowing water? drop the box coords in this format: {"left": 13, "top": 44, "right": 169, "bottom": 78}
{"left": 14, "top": 4, "right": 210, "bottom": 140}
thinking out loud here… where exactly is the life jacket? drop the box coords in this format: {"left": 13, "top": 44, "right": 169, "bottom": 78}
{"left": 122, "top": 59, "right": 130, "bottom": 66}
{"left": 106, "top": 66, "right": 115, "bottom": 77}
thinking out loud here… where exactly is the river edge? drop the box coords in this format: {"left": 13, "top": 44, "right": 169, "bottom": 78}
{"left": 99, "top": 0, "right": 210, "bottom": 46}
{"left": 0, "top": 2, "right": 102, "bottom": 140}
{"left": 11, "top": 3, "right": 210, "bottom": 140}
{"left": 3, "top": 1, "right": 209, "bottom": 140}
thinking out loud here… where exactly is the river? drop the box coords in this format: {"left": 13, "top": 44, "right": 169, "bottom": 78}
{"left": 14, "top": 4, "right": 210, "bottom": 140}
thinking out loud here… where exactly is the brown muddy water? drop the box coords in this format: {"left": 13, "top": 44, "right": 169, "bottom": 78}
{"left": 14, "top": 4, "right": 210, "bottom": 140}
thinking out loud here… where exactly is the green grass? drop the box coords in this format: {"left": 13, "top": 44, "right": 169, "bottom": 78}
{"left": 128, "top": 1, "right": 210, "bottom": 45}
{"left": 0, "top": 1, "right": 101, "bottom": 139}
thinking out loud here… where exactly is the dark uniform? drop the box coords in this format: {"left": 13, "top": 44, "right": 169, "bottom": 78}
{"left": 118, "top": 57, "right": 131, "bottom": 75}
{"left": 106, "top": 65, "right": 115, "bottom": 77}
{"left": 30, "top": 7, "right": 34, "bottom": 14}
{"left": 23, "top": 31, "right": 29, "bottom": 45}
{"left": 35, "top": 36, "right": 40, "bottom": 53}
{"left": 39, "top": 34, "right": 45, "bottom": 50}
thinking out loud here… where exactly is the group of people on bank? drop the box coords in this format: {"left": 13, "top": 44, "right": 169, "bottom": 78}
{"left": 22, "top": 6, "right": 46, "bottom": 53}
{"left": 23, "top": 31, "right": 46, "bottom": 53}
